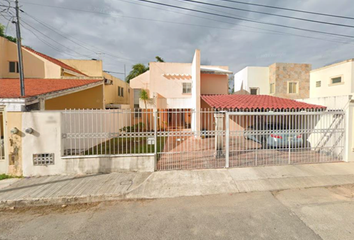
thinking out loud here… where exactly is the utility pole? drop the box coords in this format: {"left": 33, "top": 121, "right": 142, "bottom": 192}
{"left": 14, "top": 0, "right": 25, "bottom": 96}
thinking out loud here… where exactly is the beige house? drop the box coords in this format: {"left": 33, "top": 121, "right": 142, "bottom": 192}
{"left": 234, "top": 63, "right": 311, "bottom": 99}
{"left": 59, "top": 59, "right": 131, "bottom": 108}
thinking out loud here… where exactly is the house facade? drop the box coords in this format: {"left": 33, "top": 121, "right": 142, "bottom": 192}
{"left": 59, "top": 59, "right": 131, "bottom": 108}
{"left": 129, "top": 49, "right": 232, "bottom": 130}
{"left": 310, "top": 58, "right": 354, "bottom": 98}
{"left": 0, "top": 37, "right": 130, "bottom": 108}
{"left": 234, "top": 63, "right": 311, "bottom": 99}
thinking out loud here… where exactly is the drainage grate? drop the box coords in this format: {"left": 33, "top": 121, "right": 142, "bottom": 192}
{"left": 33, "top": 153, "right": 55, "bottom": 166}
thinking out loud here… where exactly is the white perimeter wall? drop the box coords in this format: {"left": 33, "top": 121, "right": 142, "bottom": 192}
{"left": 21, "top": 111, "right": 155, "bottom": 176}
{"left": 22, "top": 111, "right": 63, "bottom": 176}
{"left": 299, "top": 95, "right": 354, "bottom": 162}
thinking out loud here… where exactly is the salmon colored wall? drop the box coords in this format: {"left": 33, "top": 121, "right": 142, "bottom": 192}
{"left": 149, "top": 62, "right": 192, "bottom": 99}
{"left": 129, "top": 71, "right": 150, "bottom": 90}
{"left": 201, "top": 73, "right": 229, "bottom": 95}
{"left": 45, "top": 86, "right": 104, "bottom": 110}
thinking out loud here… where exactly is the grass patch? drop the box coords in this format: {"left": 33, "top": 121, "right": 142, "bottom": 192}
{"left": 86, "top": 137, "right": 166, "bottom": 155}
{"left": 0, "top": 174, "right": 13, "bottom": 181}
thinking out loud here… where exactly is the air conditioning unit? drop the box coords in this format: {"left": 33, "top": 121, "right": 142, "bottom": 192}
{"left": 104, "top": 79, "right": 113, "bottom": 85}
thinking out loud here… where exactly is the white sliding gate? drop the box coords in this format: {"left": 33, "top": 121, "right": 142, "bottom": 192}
{"left": 225, "top": 110, "right": 345, "bottom": 168}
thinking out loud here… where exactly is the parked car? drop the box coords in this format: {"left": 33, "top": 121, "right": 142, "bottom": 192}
{"left": 244, "top": 123, "right": 304, "bottom": 149}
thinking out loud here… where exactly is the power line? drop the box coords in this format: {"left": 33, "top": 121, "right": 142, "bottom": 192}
{"left": 20, "top": 20, "right": 93, "bottom": 58}
{"left": 216, "top": 0, "right": 354, "bottom": 21}
{"left": 104, "top": 70, "right": 125, "bottom": 75}
{"left": 134, "top": 0, "right": 354, "bottom": 39}
{"left": 174, "top": 0, "right": 354, "bottom": 29}
{"left": 21, "top": 11, "right": 134, "bottom": 63}
{"left": 20, "top": 22, "right": 84, "bottom": 58}
{"left": 19, "top": 0, "right": 352, "bottom": 45}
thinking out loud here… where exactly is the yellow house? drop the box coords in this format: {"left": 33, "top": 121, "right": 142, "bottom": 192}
{"left": 0, "top": 37, "right": 87, "bottom": 78}
{"left": 0, "top": 36, "right": 130, "bottom": 108}
{"left": 59, "top": 59, "right": 131, "bottom": 108}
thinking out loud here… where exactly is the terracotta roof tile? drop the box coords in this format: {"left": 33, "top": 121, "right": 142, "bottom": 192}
{"left": 0, "top": 78, "right": 102, "bottom": 98}
{"left": 201, "top": 95, "right": 326, "bottom": 111}
{"left": 23, "top": 47, "right": 87, "bottom": 76}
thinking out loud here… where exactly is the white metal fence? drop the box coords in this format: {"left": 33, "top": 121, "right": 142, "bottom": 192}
{"left": 61, "top": 109, "right": 345, "bottom": 170}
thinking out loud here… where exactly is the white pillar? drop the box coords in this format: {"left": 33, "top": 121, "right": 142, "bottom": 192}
{"left": 214, "top": 113, "right": 225, "bottom": 158}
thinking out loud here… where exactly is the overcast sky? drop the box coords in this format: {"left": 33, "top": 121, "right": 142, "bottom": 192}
{"left": 1, "top": 0, "right": 354, "bottom": 79}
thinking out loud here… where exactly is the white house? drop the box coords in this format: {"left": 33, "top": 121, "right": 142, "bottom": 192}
{"left": 310, "top": 58, "right": 354, "bottom": 98}
{"left": 234, "top": 66, "right": 269, "bottom": 95}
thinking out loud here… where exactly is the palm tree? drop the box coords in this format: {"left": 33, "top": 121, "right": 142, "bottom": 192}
{"left": 140, "top": 89, "right": 150, "bottom": 130}
{"left": 125, "top": 63, "right": 149, "bottom": 83}
{"left": 125, "top": 56, "right": 164, "bottom": 83}
{"left": 140, "top": 89, "right": 149, "bottom": 110}
{"left": 155, "top": 56, "right": 164, "bottom": 62}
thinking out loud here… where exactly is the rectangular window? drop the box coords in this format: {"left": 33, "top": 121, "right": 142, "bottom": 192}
{"left": 9, "top": 61, "right": 19, "bottom": 73}
{"left": 134, "top": 104, "right": 142, "bottom": 118}
{"left": 269, "top": 83, "right": 275, "bottom": 94}
{"left": 134, "top": 89, "right": 141, "bottom": 105}
{"left": 331, "top": 77, "right": 342, "bottom": 84}
{"left": 316, "top": 81, "right": 321, "bottom": 87}
{"left": 121, "top": 87, "right": 124, "bottom": 97}
{"left": 118, "top": 87, "right": 121, "bottom": 96}
{"left": 288, "top": 82, "right": 298, "bottom": 94}
{"left": 250, "top": 88, "right": 258, "bottom": 95}
{"left": 182, "top": 83, "right": 192, "bottom": 94}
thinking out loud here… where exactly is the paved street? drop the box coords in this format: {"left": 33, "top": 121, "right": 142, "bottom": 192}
{"left": 1, "top": 184, "right": 354, "bottom": 240}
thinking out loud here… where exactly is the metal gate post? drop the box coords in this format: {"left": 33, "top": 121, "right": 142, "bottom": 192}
{"left": 154, "top": 110, "right": 158, "bottom": 169}
{"left": 225, "top": 112, "right": 230, "bottom": 168}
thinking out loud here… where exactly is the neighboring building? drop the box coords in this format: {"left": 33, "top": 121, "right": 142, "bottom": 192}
{"left": 0, "top": 78, "right": 104, "bottom": 111}
{"left": 310, "top": 58, "right": 354, "bottom": 98}
{"left": 0, "top": 36, "right": 130, "bottom": 108}
{"left": 0, "top": 37, "right": 87, "bottom": 78}
{"left": 234, "top": 67, "right": 269, "bottom": 95}
{"left": 59, "top": 59, "right": 131, "bottom": 108}
{"left": 234, "top": 63, "right": 311, "bottom": 99}
{"left": 129, "top": 49, "right": 232, "bottom": 130}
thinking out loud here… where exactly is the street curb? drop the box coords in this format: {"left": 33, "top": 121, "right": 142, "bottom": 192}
{"left": 2, "top": 181, "right": 354, "bottom": 209}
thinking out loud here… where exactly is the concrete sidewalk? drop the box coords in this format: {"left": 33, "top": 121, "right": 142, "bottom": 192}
{"left": 1, "top": 162, "right": 354, "bottom": 207}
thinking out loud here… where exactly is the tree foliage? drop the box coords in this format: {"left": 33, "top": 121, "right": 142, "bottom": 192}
{"left": 0, "top": 23, "right": 16, "bottom": 43}
{"left": 140, "top": 89, "right": 149, "bottom": 109}
{"left": 155, "top": 56, "right": 164, "bottom": 62}
{"left": 125, "top": 63, "right": 149, "bottom": 83}
{"left": 125, "top": 56, "right": 165, "bottom": 83}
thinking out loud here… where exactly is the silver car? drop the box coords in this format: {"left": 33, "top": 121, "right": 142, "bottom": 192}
{"left": 244, "top": 124, "right": 304, "bottom": 149}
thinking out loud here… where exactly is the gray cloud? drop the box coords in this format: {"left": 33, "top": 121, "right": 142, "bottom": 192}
{"left": 1, "top": 0, "right": 353, "bottom": 79}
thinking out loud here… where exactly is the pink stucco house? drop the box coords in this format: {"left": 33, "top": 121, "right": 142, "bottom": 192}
{"left": 129, "top": 50, "right": 232, "bottom": 131}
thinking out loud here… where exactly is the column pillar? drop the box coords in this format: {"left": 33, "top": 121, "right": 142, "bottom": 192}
{"left": 214, "top": 113, "right": 225, "bottom": 158}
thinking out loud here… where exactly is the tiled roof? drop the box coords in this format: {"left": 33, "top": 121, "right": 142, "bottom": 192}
{"left": 23, "top": 47, "right": 87, "bottom": 76}
{"left": 201, "top": 95, "right": 326, "bottom": 111}
{"left": 0, "top": 78, "right": 102, "bottom": 98}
